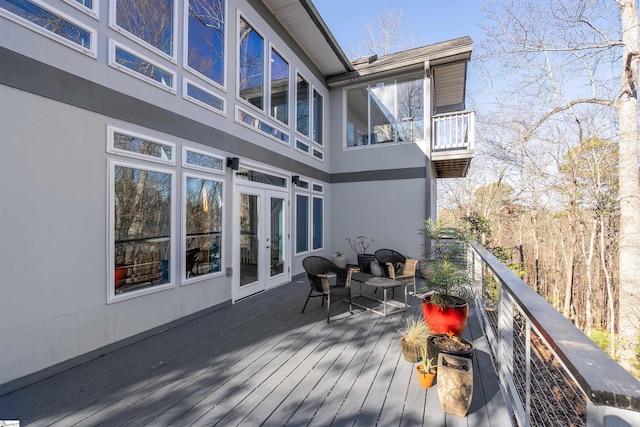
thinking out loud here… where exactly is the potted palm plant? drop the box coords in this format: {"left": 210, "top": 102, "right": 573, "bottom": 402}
{"left": 398, "top": 316, "right": 429, "bottom": 363}
{"left": 415, "top": 341, "right": 436, "bottom": 388}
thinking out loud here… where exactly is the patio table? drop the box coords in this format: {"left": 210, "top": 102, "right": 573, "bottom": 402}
{"left": 351, "top": 272, "right": 408, "bottom": 316}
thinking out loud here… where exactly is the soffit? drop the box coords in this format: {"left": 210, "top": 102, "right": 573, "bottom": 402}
{"left": 260, "top": 0, "right": 353, "bottom": 77}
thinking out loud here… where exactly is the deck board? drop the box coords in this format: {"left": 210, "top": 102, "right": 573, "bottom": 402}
{"left": 0, "top": 276, "right": 511, "bottom": 426}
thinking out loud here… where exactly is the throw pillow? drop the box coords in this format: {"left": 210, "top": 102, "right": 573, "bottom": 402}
{"left": 370, "top": 261, "right": 383, "bottom": 277}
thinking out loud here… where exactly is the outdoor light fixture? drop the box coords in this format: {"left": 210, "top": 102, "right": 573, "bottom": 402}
{"left": 227, "top": 157, "right": 239, "bottom": 170}
{"left": 292, "top": 175, "right": 300, "bottom": 185}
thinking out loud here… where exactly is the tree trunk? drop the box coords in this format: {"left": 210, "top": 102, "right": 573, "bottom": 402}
{"left": 616, "top": 0, "right": 640, "bottom": 373}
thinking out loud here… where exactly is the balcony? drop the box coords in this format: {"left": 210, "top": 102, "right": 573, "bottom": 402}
{"left": 431, "top": 110, "right": 475, "bottom": 178}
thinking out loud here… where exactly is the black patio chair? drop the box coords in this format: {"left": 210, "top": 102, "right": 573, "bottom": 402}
{"left": 375, "top": 249, "right": 419, "bottom": 296}
{"left": 302, "top": 256, "right": 356, "bottom": 323}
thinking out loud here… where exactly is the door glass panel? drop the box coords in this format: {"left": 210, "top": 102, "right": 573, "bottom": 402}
{"left": 270, "top": 197, "right": 284, "bottom": 277}
{"left": 240, "top": 193, "right": 259, "bottom": 286}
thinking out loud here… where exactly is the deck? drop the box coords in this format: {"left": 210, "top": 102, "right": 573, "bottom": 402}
{"left": 0, "top": 276, "right": 512, "bottom": 426}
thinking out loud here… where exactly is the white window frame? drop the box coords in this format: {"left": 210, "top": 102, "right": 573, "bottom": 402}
{"left": 311, "top": 194, "right": 324, "bottom": 251}
{"left": 295, "top": 139, "right": 310, "bottom": 156}
{"left": 107, "top": 125, "right": 176, "bottom": 165}
{"left": 294, "top": 69, "right": 310, "bottom": 139}
{"left": 294, "top": 191, "right": 310, "bottom": 255}
{"left": 182, "top": 0, "right": 227, "bottom": 91}
{"left": 62, "top": 0, "right": 99, "bottom": 19}
{"left": 182, "top": 171, "right": 225, "bottom": 285}
{"left": 108, "top": 40, "right": 177, "bottom": 93}
{"left": 312, "top": 147, "right": 324, "bottom": 162}
{"left": 294, "top": 178, "right": 325, "bottom": 255}
{"left": 109, "top": 0, "right": 178, "bottom": 63}
{"left": 268, "top": 43, "right": 290, "bottom": 128}
{"left": 311, "top": 87, "right": 324, "bottom": 146}
{"left": 182, "top": 146, "right": 225, "bottom": 174}
{"left": 0, "top": 0, "right": 97, "bottom": 57}
{"left": 108, "top": 158, "right": 176, "bottom": 303}
{"left": 183, "top": 78, "right": 226, "bottom": 116}
{"left": 235, "top": 106, "right": 290, "bottom": 146}
{"left": 236, "top": 12, "right": 266, "bottom": 114}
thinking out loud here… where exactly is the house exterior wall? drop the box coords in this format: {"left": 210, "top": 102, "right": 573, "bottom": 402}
{"left": 0, "top": 0, "right": 438, "bottom": 388}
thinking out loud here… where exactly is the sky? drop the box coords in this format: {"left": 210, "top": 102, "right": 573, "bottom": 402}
{"left": 312, "top": 0, "right": 489, "bottom": 58}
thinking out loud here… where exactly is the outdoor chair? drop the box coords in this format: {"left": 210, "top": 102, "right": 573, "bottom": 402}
{"left": 375, "top": 249, "right": 419, "bottom": 296}
{"left": 302, "top": 256, "right": 356, "bottom": 323}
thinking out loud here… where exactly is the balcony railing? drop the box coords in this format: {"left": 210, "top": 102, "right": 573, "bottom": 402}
{"left": 466, "top": 241, "right": 640, "bottom": 427}
{"left": 431, "top": 110, "right": 475, "bottom": 178}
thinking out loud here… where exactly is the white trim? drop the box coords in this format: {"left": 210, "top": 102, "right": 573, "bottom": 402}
{"left": 311, "top": 182, "right": 324, "bottom": 193}
{"left": 107, "top": 159, "right": 176, "bottom": 304}
{"left": 181, "top": 171, "right": 225, "bottom": 285}
{"left": 108, "top": 0, "right": 178, "bottom": 63}
{"left": 294, "top": 69, "right": 310, "bottom": 139}
{"left": 236, "top": 11, "right": 266, "bottom": 114}
{"left": 268, "top": 43, "right": 290, "bottom": 129}
{"left": 182, "top": 0, "right": 227, "bottom": 91}
{"left": 182, "top": 145, "right": 225, "bottom": 174}
{"left": 61, "top": 0, "right": 99, "bottom": 19}
{"left": 235, "top": 106, "right": 290, "bottom": 146}
{"left": 107, "top": 125, "right": 176, "bottom": 165}
{"left": 108, "top": 40, "right": 177, "bottom": 94}
{"left": 294, "top": 139, "right": 311, "bottom": 156}
{"left": 0, "top": 0, "right": 97, "bottom": 57}
{"left": 183, "top": 78, "right": 226, "bottom": 116}
{"left": 311, "top": 147, "right": 324, "bottom": 162}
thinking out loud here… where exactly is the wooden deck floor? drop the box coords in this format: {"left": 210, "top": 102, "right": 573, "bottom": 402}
{"left": 0, "top": 276, "right": 512, "bottom": 426}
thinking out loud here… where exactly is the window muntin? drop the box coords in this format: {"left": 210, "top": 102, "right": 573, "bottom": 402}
{"left": 346, "top": 77, "right": 424, "bottom": 147}
{"left": 312, "top": 89, "right": 323, "bottom": 145}
{"left": 184, "top": 175, "right": 223, "bottom": 280}
{"left": 312, "top": 196, "right": 323, "bottom": 250}
{"left": 296, "top": 73, "right": 309, "bottom": 136}
{"left": 184, "top": 79, "right": 225, "bottom": 114}
{"left": 108, "top": 126, "right": 175, "bottom": 164}
{"left": 238, "top": 16, "right": 264, "bottom": 110}
{"left": 0, "top": 0, "right": 95, "bottom": 54}
{"left": 111, "top": 162, "right": 173, "bottom": 300}
{"left": 113, "top": 0, "right": 175, "bottom": 59}
{"left": 183, "top": 147, "right": 224, "bottom": 173}
{"left": 185, "top": 0, "right": 224, "bottom": 87}
{"left": 110, "top": 41, "right": 175, "bottom": 91}
{"left": 270, "top": 48, "right": 289, "bottom": 126}
{"left": 295, "top": 193, "right": 309, "bottom": 254}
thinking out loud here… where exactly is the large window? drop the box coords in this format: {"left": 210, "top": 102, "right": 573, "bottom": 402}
{"left": 238, "top": 16, "right": 264, "bottom": 110}
{"left": 295, "top": 180, "right": 324, "bottom": 254}
{"left": 295, "top": 193, "right": 309, "bottom": 254}
{"left": 113, "top": 0, "right": 175, "bottom": 59}
{"left": 296, "top": 73, "right": 309, "bottom": 136}
{"left": 312, "top": 88, "right": 323, "bottom": 145}
{"left": 184, "top": 175, "right": 223, "bottom": 280}
{"left": 111, "top": 162, "right": 173, "bottom": 300}
{"left": 346, "top": 76, "right": 424, "bottom": 147}
{"left": 270, "top": 48, "right": 289, "bottom": 126}
{"left": 312, "top": 196, "right": 323, "bottom": 250}
{"left": 185, "top": 0, "right": 224, "bottom": 87}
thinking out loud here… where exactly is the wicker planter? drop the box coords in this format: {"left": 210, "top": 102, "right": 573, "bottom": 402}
{"left": 400, "top": 337, "right": 421, "bottom": 363}
{"left": 437, "top": 353, "right": 473, "bottom": 417}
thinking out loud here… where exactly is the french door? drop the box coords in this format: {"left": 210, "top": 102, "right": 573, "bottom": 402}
{"left": 233, "top": 184, "right": 289, "bottom": 301}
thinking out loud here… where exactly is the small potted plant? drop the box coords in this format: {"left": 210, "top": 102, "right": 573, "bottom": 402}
{"left": 398, "top": 316, "right": 429, "bottom": 363}
{"left": 346, "top": 235, "right": 375, "bottom": 274}
{"left": 331, "top": 251, "right": 348, "bottom": 268}
{"left": 415, "top": 341, "right": 436, "bottom": 388}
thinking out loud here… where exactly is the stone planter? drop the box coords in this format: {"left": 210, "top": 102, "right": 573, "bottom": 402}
{"left": 437, "top": 353, "right": 473, "bottom": 417}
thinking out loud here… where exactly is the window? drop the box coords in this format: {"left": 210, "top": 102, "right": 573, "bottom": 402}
{"left": 109, "top": 41, "right": 175, "bottom": 91}
{"left": 184, "top": 79, "right": 225, "bottom": 114}
{"left": 270, "top": 48, "right": 289, "bottom": 126}
{"left": 63, "top": 0, "right": 98, "bottom": 18}
{"left": 236, "top": 107, "right": 289, "bottom": 145}
{"left": 312, "top": 196, "right": 323, "bottom": 250}
{"left": 295, "top": 193, "right": 309, "bottom": 254}
{"left": 295, "top": 139, "right": 310, "bottom": 154}
{"left": 113, "top": 0, "right": 175, "bottom": 60}
{"left": 346, "top": 76, "right": 424, "bottom": 147}
{"left": 312, "top": 89, "right": 323, "bottom": 145}
{"left": 184, "top": 174, "right": 223, "bottom": 280}
{"left": 0, "top": 0, "right": 95, "bottom": 55}
{"left": 183, "top": 147, "right": 224, "bottom": 173}
{"left": 238, "top": 16, "right": 264, "bottom": 110}
{"left": 108, "top": 126, "right": 175, "bottom": 163}
{"left": 111, "top": 161, "right": 173, "bottom": 300}
{"left": 296, "top": 73, "right": 309, "bottom": 136}
{"left": 185, "top": 0, "right": 224, "bottom": 87}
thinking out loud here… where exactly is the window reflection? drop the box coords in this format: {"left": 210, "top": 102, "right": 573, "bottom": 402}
{"left": 114, "top": 165, "right": 172, "bottom": 294}
{"left": 270, "top": 49, "right": 289, "bottom": 125}
{"left": 115, "top": 45, "right": 173, "bottom": 88}
{"left": 296, "top": 74, "right": 309, "bottom": 136}
{"left": 187, "top": 0, "right": 224, "bottom": 85}
{"left": 115, "top": 0, "right": 174, "bottom": 56}
{"left": 312, "top": 89, "right": 323, "bottom": 145}
{"left": 238, "top": 17, "right": 264, "bottom": 109}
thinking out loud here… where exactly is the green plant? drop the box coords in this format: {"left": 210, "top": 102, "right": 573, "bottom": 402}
{"left": 398, "top": 316, "right": 429, "bottom": 350}
{"left": 418, "top": 341, "right": 435, "bottom": 373}
{"left": 421, "top": 219, "right": 468, "bottom": 264}
{"left": 420, "top": 260, "right": 476, "bottom": 307}
{"left": 346, "top": 235, "right": 375, "bottom": 255}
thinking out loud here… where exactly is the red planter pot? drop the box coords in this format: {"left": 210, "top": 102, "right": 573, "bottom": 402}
{"left": 421, "top": 294, "right": 469, "bottom": 336}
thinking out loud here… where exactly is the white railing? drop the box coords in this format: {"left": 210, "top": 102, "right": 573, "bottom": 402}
{"left": 467, "top": 241, "right": 640, "bottom": 427}
{"left": 432, "top": 110, "right": 475, "bottom": 152}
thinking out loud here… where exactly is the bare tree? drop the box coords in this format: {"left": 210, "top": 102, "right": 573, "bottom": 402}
{"left": 362, "top": 7, "right": 404, "bottom": 56}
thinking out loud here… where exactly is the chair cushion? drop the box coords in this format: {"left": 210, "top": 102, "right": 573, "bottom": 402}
{"left": 370, "top": 261, "right": 383, "bottom": 277}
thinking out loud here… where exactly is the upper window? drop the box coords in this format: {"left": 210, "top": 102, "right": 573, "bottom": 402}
{"left": 185, "top": 0, "right": 224, "bottom": 87}
{"left": 0, "top": 0, "right": 95, "bottom": 55}
{"left": 108, "top": 125, "right": 175, "bottom": 164}
{"left": 109, "top": 41, "right": 176, "bottom": 91}
{"left": 113, "top": 0, "right": 175, "bottom": 60}
{"left": 296, "top": 73, "right": 309, "bottom": 136}
{"left": 346, "top": 76, "right": 424, "bottom": 147}
{"left": 238, "top": 16, "right": 264, "bottom": 110}
{"left": 270, "top": 48, "right": 289, "bottom": 126}
{"left": 312, "top": 88, "right": 323, "bottom": 145}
